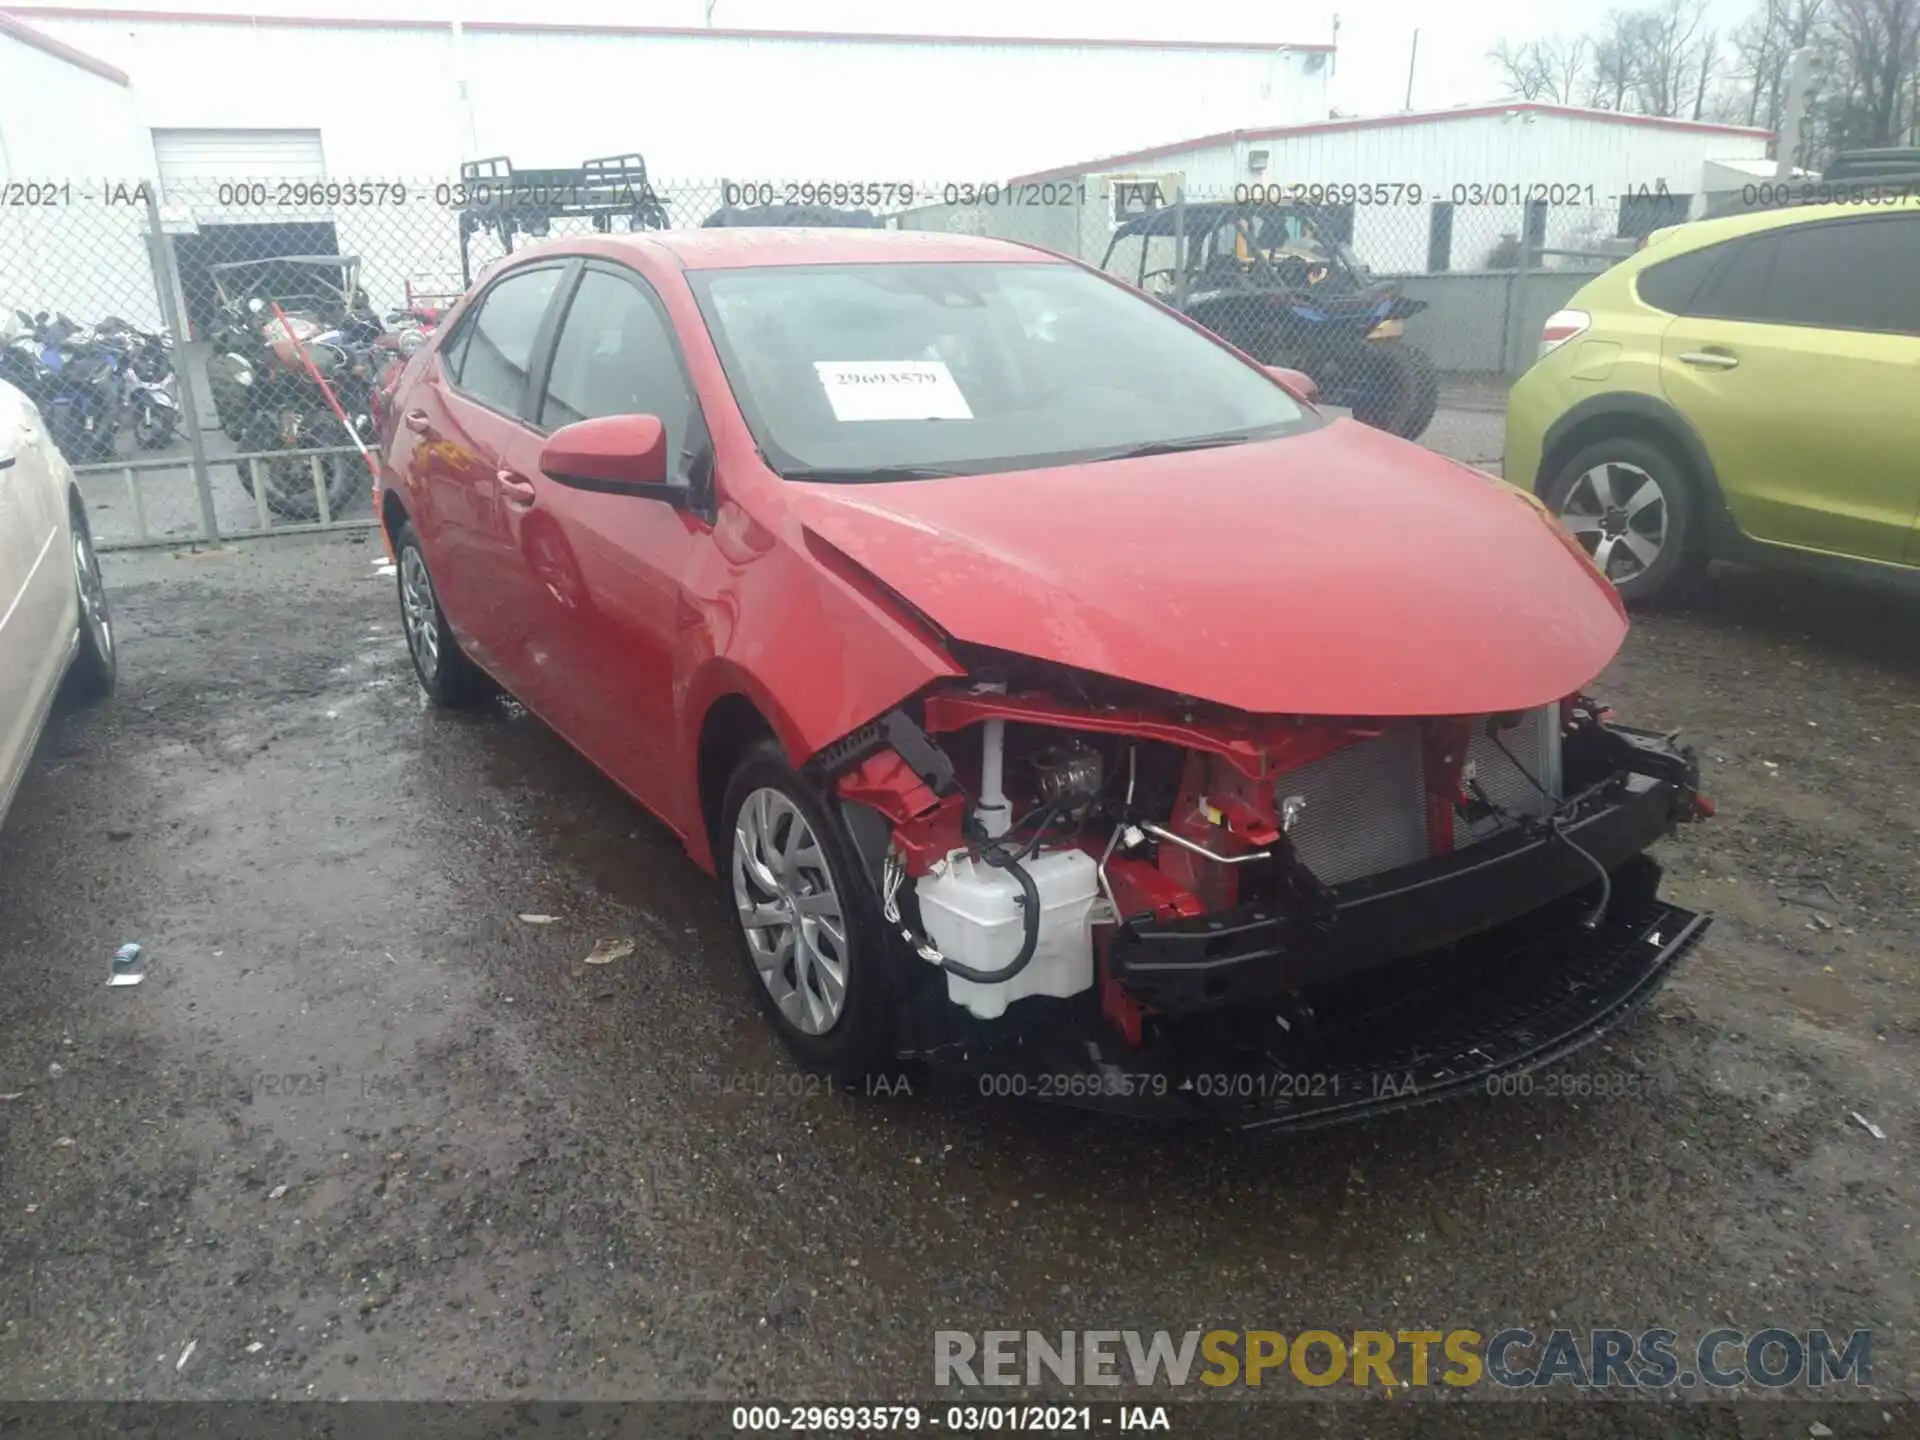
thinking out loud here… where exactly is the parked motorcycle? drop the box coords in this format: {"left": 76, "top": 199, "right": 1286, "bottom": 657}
{"left": 203, "top": 256, "right": 383, "bottom": 521}
{"left": 95, "top": 317, "right": 179, "bottom": 449}
{"left": 0, "top": 309, "right": 124, "bottom": 463}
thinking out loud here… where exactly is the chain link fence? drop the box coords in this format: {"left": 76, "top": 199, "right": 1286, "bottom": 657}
{"left": 0, "top": 173, "right": 1635, "bottom": 550}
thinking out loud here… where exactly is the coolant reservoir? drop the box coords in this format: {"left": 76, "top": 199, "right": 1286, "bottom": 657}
{"left": 915, "top": 849, "right": 1100, "bottom": 1020}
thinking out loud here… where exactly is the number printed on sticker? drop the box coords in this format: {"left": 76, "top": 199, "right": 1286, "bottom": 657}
{"left": 812, "top": 361, "right": 974, "bottom": 422}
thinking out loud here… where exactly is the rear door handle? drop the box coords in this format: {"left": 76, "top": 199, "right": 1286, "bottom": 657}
{"left": 403, "top": 409, "right": 432, "bottom": 433}
{"left": 1678, "top": 350, "right": 1739, "bottom": 370}
{"left": 496, "top": 469, "right": 537, "bottom": 508}
{"left": 0, "top": 455, "right": 13, "bottom": 470}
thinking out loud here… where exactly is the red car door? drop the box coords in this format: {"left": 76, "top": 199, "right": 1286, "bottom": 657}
{"left": 498, "top": 262, "right": 710, "bottom": 828}
{"left": 402, "top": 262, "right": 568, "bottom": 689}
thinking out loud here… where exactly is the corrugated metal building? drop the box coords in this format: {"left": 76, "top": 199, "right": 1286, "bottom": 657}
{"left": 14, "top": 7, "right": 1335, "bottom": 182}
{"left": 990, "top": 104, "right": 1776, "bottom": 273}
{"left": 0, "top": 14, "right": 161, "bottom": 325}
{"left": 889, "top": 103, "right": 1775, "bottom": 376}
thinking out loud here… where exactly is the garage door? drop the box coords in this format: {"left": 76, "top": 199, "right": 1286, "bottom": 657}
{"left": 151, "top": 128, "right": 326, "bottom": 189}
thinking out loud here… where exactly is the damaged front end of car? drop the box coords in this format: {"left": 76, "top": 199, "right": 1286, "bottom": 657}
{"left": 805, "top": 650, "right": 1712, "bottom": 1132}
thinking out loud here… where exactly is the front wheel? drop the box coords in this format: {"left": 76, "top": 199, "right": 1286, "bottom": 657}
{"left": 1351, "top": 340, "right": 1438, "bottom": 439}
{"left": 1541, "top": 436, "right": 1703, "bottom": 605}
{"left": 720, "top": 742, "right": 898, "bottom": 1085}
{"left": 239, "top": 412, "right": 364, "bottom": 522}
{"left": 133, "top": 399, "right": 176, "bottom": 449}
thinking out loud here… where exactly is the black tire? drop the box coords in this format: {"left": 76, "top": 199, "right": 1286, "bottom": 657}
{"left": 392, "top": 519, "right": 489, "bottom": 707}
{"left": 239, "top": 413, "right": 364, "bottom": 522}
{"left": 1541, "top": 435, "right": 1704, "bottom": 606}
{"left": 133, "top": 400, "right": 176, "bottom": 450}
{"left": 719, "top": 740, "right": 898, "bottom": 1085}
{"left": 1351, "top": 340, "right": 1439, "bottom": 439}
{"left": 62, "top": 505, "right": 115, "bottom": 705}
{"left": 81, "top": 418, "right": 120, "bottom": 464}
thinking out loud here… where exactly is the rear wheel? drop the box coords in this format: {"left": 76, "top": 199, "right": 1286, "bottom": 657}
{"left": 720, "top": 742, "right": 898, "bottom": 1085}
{"left": 1351, "top": 340, "right": 1438, "bottom": 439}
{"left": 63, "top": 506, "right": 114, "bottom": 704}
{"left": 1542, "top": 435, "right": 1704, "bottom": 605}
{"left": 392, "top": 519, "right": 489, "bottom": 707}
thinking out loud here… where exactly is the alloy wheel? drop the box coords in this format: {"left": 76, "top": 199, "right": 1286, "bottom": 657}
{"left": 73, "top": 527, "right": 112, "bottom": 663}
{"left": 1555, "top": 461, "right": 1668, "bottom": 584}
{"left": 399, "top": 545, "right": 441, "bottom": 678}
{"left": 731, "top": 786, "right": 850, "bottom": 1036}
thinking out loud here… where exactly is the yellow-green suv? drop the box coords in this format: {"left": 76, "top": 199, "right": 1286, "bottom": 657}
{"left": 1506, "top": 199, "right": 1920, "bottom": 603}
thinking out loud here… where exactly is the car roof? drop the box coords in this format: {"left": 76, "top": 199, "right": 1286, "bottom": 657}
{"left": 541, "top": 226, "right": 1065, "bottom": 270}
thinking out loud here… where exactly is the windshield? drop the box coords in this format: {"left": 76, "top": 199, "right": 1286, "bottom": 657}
{"left": 689, "top": 262, "right": 1316, "bottom": 480}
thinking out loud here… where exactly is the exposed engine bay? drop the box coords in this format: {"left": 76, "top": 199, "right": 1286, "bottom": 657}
{"left": 808, "top": 651, "right": 1712, "bottom": 1130}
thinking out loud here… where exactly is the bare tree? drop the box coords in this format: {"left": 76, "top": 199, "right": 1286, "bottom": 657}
{"left": 1627, "top": 0, "right": 1710, "bottom": 116}
{"left": 1828, "top": 0, "right": 1920, "bottom": 144}
{"left": 1587, "top": 12, "right": 1641, "bottom": 107}
{"left": 1490, "top": 35, "right": 1592, "bottom": 102}
{"left": 1495, "top": 0, "right": 1916, "bottom": 152}
{"left": 1489, "top": 37, "right": 1552, "bottom": 99}
{"left": 1691, "top": 30, "right": 1722, "bottom": 115}
{"left": 1540, "top": 34, "right": 1593, "bottom": 101}
{"left": 1732, "top": 0, "right": 1827, "bottom": 130}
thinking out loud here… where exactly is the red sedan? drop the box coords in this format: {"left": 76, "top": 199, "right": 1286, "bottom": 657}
{"left": 375, "top": 227, "right": 1711, "bottom": 1130}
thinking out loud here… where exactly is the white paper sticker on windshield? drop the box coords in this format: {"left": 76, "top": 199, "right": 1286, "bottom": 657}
{"left": 812, "top": 361, "right": 973, "bottom": 422}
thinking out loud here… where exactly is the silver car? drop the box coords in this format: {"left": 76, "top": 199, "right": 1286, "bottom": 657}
{"left": 0, "top": 376, "right": 114, "bottom": 832}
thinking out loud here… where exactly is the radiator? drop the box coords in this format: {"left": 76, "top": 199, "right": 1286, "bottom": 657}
{"left": 1275, "top": 708, "right": 1561, "bottom": 887}
{"left": 1455, "top": 707, "right": 1562, "bottom": 846}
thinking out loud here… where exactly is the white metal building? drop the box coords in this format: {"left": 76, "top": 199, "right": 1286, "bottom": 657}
{"left": 15, "top": 7, "right": 1335, "bottom": 181}
{"left": 0, "top": 14, "right": 161, "bottom": 326}
{"left": 1008, "top": 104, "right": 1776, "bottom": 273}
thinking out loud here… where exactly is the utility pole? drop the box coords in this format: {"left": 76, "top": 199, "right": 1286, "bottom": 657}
{"left": 1405, "top": 29, "right": 1419, "bottom": 110}
{"left": 451, "top": 19, "right": 477, "bottom": 162}
{"left": 1776, "top": 46, "right": 1812, "bottom": 178}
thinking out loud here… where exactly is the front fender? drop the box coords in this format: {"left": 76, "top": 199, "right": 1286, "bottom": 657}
{"left": 672, "top": 503, "right": 964, "bottom": 868}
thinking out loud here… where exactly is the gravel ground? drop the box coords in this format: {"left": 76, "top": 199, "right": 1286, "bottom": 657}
{"left": 1, "top": 469, "right": 1915, "bottom": 1422}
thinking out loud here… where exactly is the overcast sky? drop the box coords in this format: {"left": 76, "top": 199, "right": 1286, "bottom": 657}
{"left": 27, "top": 0, "right": 1761, "bottom": 116}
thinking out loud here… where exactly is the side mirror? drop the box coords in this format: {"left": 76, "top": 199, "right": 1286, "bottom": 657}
{"left": 539, "top": 413, "right": 687, "bottom": 504}
{"left": 1265, "top": 365, "right": 1319, "bottom": 403}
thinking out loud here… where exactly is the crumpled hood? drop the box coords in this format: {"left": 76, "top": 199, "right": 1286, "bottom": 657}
{"left": 786, "top": 419, "right": 1626, "bottom": 717}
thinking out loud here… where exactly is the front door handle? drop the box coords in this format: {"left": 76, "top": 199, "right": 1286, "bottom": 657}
{"left": 403, "top": 409, "right": 432, "bottom": 433}
{"left": 496, "top": 469, "right": 537, "bottom": 508}
{"left": 1678, "top": 350, "right": 1740, "bottom": 370}
{"left": 0, "top": 455, "right": 13, "bottom": 470}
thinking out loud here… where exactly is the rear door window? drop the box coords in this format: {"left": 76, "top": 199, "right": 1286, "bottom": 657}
{"left": 1757, "top": 215, "right": 1919, "bottom": 335}
{"left": 1677, "top": 215, "right": 1920, "bottom": 335}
